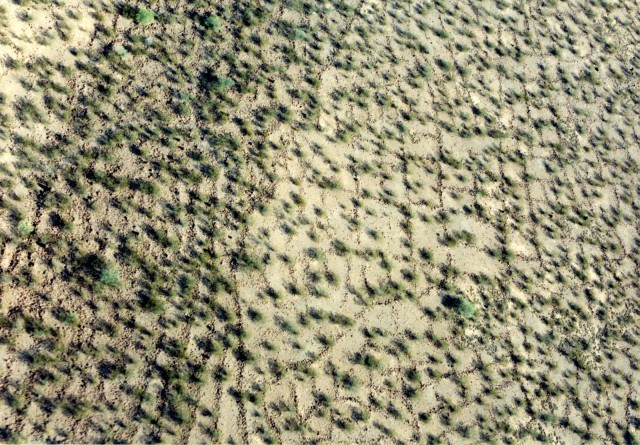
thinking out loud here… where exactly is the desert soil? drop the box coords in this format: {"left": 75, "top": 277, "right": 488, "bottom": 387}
{"left": 0, "top": 0, "right": 639, "bottom": 444}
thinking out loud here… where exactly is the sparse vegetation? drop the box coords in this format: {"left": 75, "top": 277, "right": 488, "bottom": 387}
{"left": 0, "top": 0, "right": 637, "bottom": 443}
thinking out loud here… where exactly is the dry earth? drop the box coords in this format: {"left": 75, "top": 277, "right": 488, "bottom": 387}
{"left": 0, "top": 0, "right": 639, "bottom": 444}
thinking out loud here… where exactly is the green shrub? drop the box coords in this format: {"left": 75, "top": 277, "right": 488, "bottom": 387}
{"left": 442, "top": 294, "right": 476, "bottom": 318}
{"left": 135, "top": 8, "right": 154, "bottom": 25}
{"left": 17, "top": 220, "right": 34, "bottom": 237}
{"left": 114, "top": 45, "right": 128, "bottom": 58}
{"left": 355, "top": 352, "right": 381, "bottom": 369}
{"left": 436, "top": 58, "right": 453, "bottom": 72}
{"left": 213, "top": 77, "right": 234, "bottom": 91}
{"left": 99, "top": 265, "right": 120, "bottom": 287}
{"left": 457, "top": 299, "right": 476, "bottom": 318}
{"left": 204, "top": 15, "right": 221, "bottom": 30}
{"left": 293, "top": 28, "right": 308, "bottom": 41}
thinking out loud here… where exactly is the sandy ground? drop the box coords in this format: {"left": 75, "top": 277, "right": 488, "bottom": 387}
{"left": 0, "top": 0, "right": 639, "bottom": 444}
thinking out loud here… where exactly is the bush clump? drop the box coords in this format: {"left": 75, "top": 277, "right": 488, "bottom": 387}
{"left": 213, "top": 76, "right": 234, "bottom": 91}
{"left": 204, "top": 15, "right": 221, "bottom": 30}
{"left": 99, "top": 265, "right": 120, "bottom": 287}
{"left": 442, "top": 294, "right": 476, "bottom": 318}
{"left": 135, "top": 8, "right": 154, "bottom": 25}
{"left": 17, "top": 220, "right": 34, "bottom": 237}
